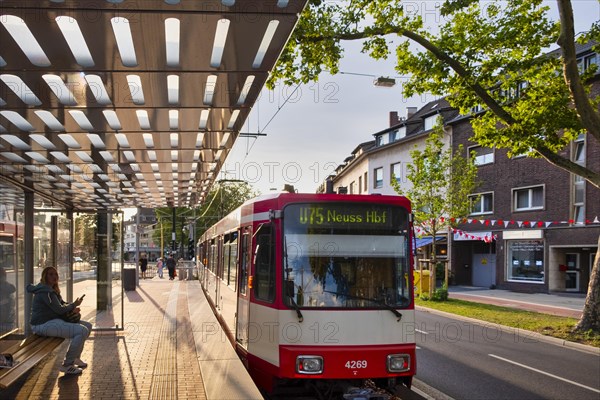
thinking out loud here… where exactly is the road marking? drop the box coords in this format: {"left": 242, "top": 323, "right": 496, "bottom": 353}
{"left": 489, "top": 354, "right": 600, "bottom": 394}
{"left": 416, "top": 329, "right": 428, "bottom": 334}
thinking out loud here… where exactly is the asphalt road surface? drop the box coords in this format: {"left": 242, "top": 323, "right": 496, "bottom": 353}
{"left": 414, "top": 309, "right": 600, "bottom": 400}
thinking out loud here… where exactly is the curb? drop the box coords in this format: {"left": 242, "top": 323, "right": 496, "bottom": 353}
{"left": 416, "top": 305, "right": 600, "bottom": 356}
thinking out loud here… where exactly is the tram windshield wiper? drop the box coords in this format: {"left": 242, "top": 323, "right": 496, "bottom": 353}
{"left": 324, "top": 291, "right": 403, "bottom": 321}
{"left": 287, "top": 295, "right": 304, "bottom": 323}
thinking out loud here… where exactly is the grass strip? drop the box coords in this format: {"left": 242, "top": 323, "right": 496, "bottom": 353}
{"left": 415, "top": 297, "right": 600, "bottom": 348}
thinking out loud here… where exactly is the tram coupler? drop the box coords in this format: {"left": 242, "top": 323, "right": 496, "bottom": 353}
{"left": 342, "top": 387, "right": 390, "bottom": 400}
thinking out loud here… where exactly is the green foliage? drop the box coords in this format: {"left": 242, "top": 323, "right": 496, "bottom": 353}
{"left": 73, "top": 213, "right": 120, "bottom": 254}
{"left": 271, "top": 0, "right": 600, "bottom": 187}
{"left": 153, "top": 182, "right": 257, "bottom": 249}
{"left": 195, "top": 182, "right": 258, "bottom": 233}
{"left": 392, "top": 125, "right": 479, "bottom": 241}
{"left": 431, "top": 286, "right": 449, "bottom": 302}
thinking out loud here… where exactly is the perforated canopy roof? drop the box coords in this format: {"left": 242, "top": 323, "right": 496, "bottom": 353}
{"left": 0, "top": 0, "right": 307, "bottom": 210}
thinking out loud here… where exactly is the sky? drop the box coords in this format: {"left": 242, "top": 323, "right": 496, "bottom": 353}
{"left": 222, "top": 0, "right": 600, "bottom": 195}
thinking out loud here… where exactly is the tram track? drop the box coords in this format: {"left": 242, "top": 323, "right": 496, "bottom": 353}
{"left": 262, "top": 379, "right": 428, "bottom": 400}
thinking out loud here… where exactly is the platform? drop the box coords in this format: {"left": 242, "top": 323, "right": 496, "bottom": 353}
{"left": 0, "top": 279, "right": 263, "bottom": 399}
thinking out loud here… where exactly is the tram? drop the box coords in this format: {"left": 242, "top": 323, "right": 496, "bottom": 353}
{"left": 197, "top": 192, "right": 416, "bottom": 395}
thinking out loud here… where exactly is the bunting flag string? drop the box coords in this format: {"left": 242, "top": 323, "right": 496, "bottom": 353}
{"left": 414, "top": 225, "right": 497, "bottom": 243}
{"left": 452, "top": 228, "right": 497, "bottom": 243}
{"left": 414, "top": 215, "right": 600, "bottom": 243}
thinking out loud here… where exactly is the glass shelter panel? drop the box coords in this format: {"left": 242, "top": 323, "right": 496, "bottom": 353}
{"left": 73, "top": 212, "right": 125, "bottom": 330}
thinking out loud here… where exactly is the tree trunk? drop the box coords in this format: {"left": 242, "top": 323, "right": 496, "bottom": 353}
{"left": 574, "top": 235, "right": 600, "bottom": 333}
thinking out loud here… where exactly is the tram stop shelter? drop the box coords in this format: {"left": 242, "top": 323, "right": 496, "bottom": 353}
{"left": 0, "top": 0, "right": 308, "bottom": 344}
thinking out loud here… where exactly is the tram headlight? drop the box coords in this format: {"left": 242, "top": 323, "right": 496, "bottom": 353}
{"left": 387, "top": 354, "right": 410, "bottom": 372}
{"left": 296, "top": 355, "right": 323, "bottom": 374}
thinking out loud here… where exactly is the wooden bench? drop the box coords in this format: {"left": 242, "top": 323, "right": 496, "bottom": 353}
{"left": 0, "top": 335, "right": 65, "bottom": 389}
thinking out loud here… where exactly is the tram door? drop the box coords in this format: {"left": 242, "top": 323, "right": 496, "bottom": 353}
{"left": 215, "top": 236, "right": 223, "bottom": 309}
{"left": 236, "top": 227, "right": 251, "bottom": 349}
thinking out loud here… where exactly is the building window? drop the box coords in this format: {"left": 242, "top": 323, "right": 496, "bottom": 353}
{"left": 389, "top": 131, "right": 397, "bottom": 142}
{"left": 573, "top": 140, "right": 585, "bottom": 163}
{"left": 397, "top": 126, "right": 406, "bottom": 139}
{"left": 376, "top": 134, "right": 387, "bottom": 147}
{"left": 572, "top": 135, "right": 585, "bottom": 223}
{"left": 578, "top": 53, "right": 598, "bottom": 72}
{"left": 358, "top": 176, "right": 362, "bottom": 194}
{"left": 470, "top": 104, "right": 483, "bottom": 114}
{"left": 507, "top": 240, "right": 544, "bottom": 282}
{"left": 424, "top": 115, "right": 438, "bottom": 131}
{"left": 469, "top": 145, "right": 494, "bottom": 166}
{"left": 469, "top": 192, "right": 493, "bottom": 215}
{"left": 374, "top": 167, "right": 383, "bottom": 189}
{"left": 391, "top": 162, "right": 402, "bottom": 184}
{"left": 512, "top": 185, "right": 544, "bottom": 211}
{"left": 363, "top": 172, "right": 368, "bottom": 191}
{"left": 349, "top": 181, "right": 356, "bottom": 194}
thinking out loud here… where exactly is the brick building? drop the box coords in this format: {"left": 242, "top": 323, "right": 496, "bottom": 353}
{"left": 449, "top": 42, "right": 600, "bottom": 293}
{"left": 323, "top": 43, "right": 599, "bottom": 294}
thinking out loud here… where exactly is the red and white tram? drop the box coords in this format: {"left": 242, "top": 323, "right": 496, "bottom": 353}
{"left": 198, "top": 192, "right": 416, "bottom": 396}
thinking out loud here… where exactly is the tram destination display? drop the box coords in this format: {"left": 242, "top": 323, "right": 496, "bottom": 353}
{"left": 284, "top": 203, "right": 407, "bottom": 229}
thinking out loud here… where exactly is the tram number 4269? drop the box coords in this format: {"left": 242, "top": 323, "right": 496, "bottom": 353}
{"left": 345, "top": 360, "right": 368, "bottom": 369}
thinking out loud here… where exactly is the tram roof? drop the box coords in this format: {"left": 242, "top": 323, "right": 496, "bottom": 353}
{"left": 0, "top": 0, "right": 308, "bottom": 211}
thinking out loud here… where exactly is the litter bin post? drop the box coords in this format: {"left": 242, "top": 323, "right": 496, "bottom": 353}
{"left": 124, "top": 267, "right": 137, "bottom": 291}
{"left": 413, "top": 270, "right": 430, "bottom": 296}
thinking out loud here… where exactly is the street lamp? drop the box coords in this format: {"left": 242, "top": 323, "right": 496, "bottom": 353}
{"left": 373, "top": 76, "right": 396, "bottom": 87}
{"left": 339, "top": 71, "right": 400, "bottom": 88}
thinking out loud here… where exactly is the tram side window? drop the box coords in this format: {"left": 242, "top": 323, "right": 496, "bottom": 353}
{"left": 239, "top": 229, "right": 251, "bottom": 295}
{"left": 228, "top": 235, "right": 238, "bottom": 289}
{"left": 210, "top": 239, "right": 217, "bottom": 273}
{"left": 219, "top": 237, "right": 226, "bottom": 280}
{"left": 254, "top": 225, "right": 275, "bottom": 302}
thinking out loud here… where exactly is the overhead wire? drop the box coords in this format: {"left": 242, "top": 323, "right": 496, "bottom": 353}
{"left": 238, "top": 82, "right": 302, "bottom": 162}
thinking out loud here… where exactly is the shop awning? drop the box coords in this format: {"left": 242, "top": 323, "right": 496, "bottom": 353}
{"left": 415, "top": 236, "right": 445, "bottom": 248}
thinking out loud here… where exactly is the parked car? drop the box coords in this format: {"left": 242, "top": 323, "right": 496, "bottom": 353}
{"left": 73, "top": 256, "right": 83, "bottom": 263}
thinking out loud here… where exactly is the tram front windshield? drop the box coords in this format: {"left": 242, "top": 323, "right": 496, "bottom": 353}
{"left": 283, "top": 202, "right": 411, "bottom": 309}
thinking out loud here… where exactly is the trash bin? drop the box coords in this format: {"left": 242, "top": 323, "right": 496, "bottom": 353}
{"left": 178, "top": 266, "right": 187, "bottom": 280}
{"left": 124, "top": 267, "right": 137, "bottom": 291}
{"left": 413, "top": 270, "right": 430, "bottom": 296}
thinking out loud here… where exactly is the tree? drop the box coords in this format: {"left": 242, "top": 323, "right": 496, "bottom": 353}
{"left": 271, "top": 0, "right": 600, "bottom": 187}
{"left": 194, "top": 181, "right": 258, "bottom": 235}
{"left": 392, "top": 125, "right": 479, "bottom": 297}
{"left": 271, "top": 0, "right": 600, "bottom": 333}
{"left": 153, "top": 181, "right": 257, "bottom": 256}
{"left": 73, "top": 213, "right": 120, "bottom": 259}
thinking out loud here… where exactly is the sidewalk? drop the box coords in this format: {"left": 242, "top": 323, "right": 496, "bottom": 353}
{"left": 447, "top": 286, "right": 585, "bottom": 319}
{"left": 0, "top": 278, "right": 262, "bottom": 400}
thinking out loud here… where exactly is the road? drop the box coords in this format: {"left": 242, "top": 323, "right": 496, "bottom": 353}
{"left": 414, "top": 310, "right": 600, "bottom": 400}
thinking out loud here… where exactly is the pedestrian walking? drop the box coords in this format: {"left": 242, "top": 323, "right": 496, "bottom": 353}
{"left": 166, "top": 254, "right": 176, "bottom": 280}
{"left": 156, "top": 257, "right": 164, "bottom": 279}
{"left": 139, "top": 255, "right": 148, "bottom": 279}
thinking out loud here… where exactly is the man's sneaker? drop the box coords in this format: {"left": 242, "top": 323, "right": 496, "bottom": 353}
{"left": 60, "top": 364, "right": 83, "bottom": 375}
{"left": 74, "top": 358, "right": 88, "bottom": 368}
